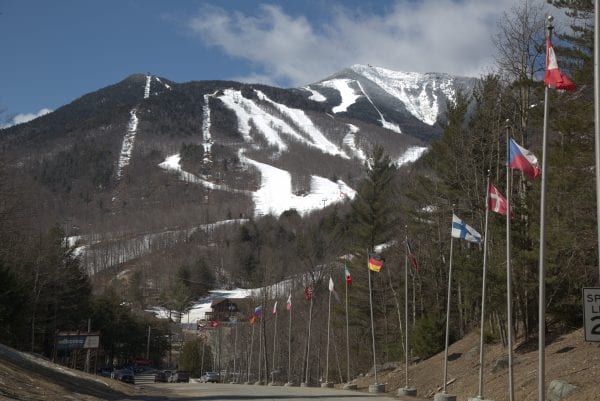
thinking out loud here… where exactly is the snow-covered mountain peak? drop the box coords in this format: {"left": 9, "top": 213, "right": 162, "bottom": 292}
{"left": 349, "top": 64, "right": 459, "bottom": 126}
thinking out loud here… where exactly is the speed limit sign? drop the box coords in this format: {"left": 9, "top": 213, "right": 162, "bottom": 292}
{"left": 583, "top": 288, "right": 600, "bottom": 342}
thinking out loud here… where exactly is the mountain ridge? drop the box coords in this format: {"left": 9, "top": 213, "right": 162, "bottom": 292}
{"left": 0, "top": 64, "right": 474, "bottom": 274}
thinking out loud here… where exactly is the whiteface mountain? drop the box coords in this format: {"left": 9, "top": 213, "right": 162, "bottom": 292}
{"left": 0, "top": 65, "right": 476, "bottom": 274}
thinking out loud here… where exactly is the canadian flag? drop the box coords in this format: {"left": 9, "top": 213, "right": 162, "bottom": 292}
{"left": 488, "top": 183, "right": 512, "bottom": 217}
{"left": 544, "top": 36, "right": 576, "bottom": 91}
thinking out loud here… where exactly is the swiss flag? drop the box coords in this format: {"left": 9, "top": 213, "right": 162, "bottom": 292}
{"left": 210, "top": 320, "right": 220, "bottom": 328}
{"left": 544, "top": 36, "right": 576, "bottom": 91}
{"left": 488, "top": 183, "right": 512, "bottom": 217}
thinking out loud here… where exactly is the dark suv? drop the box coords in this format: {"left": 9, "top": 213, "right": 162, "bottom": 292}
{"left": 170, "top": 370, "right": 190, "bottom": 383}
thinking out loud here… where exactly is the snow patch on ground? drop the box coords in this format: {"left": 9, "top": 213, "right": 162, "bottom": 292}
{"left": 154, "top": 76, "right": 171, "bottom": 90}
{"left": 321, "top": 79, "right": 361, "bottom": 113}
{"left": 116, "top": 109, "right": 138, "bottom": 180}
{"left": 239, "top": 151, "right": 355, "bottom": 217}
{"left": 397, "top": 146, "right": 428, "bottom": 166}
{"left": 303, "top": 86, "right": 327, "bottom": 102}
{"left": 158, "top": 154, "right": 251, "bottom": 194}
{"left": 342, "top": 124, "right": 366, "bottom": 161}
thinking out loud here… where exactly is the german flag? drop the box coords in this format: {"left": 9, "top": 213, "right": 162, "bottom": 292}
{"left": 368, "top": 253, "right": 384, "bottom": 272}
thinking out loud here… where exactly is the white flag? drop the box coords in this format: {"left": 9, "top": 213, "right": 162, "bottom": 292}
{"left": 451, "top": 214, "right": 481, "bottom": 243}
{"left": 272, "top": 301, "right": 278, "bottom": 315}
{"left": 329, "top": 277, "right": 340, "bottom": 302}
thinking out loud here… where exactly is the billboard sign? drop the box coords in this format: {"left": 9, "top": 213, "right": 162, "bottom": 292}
{"left": 55, "top": 333, "right": 100, "bottom": 350}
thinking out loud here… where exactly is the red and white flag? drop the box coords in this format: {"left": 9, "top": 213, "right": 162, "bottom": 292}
{"left": 286, "top": 294, "right": 292, "bottom": 311}
{"left": 488, "top": 183, "right": 512, "bottom": 217}
{"left": 544, "top": 36, "right": 576, "bottom": 91}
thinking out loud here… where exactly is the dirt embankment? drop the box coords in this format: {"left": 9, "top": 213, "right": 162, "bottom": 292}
{"left": 0, "top": 343, "right": 164, "bottom": 401}
{"left": 349, "top": 328, "right": 600, "bottom": 401}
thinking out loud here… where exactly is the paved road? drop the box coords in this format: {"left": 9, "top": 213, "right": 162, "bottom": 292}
{"left": 141, "top": 382, "right": 401, "bottom": 401}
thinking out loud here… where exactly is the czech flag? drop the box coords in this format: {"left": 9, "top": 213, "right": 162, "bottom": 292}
{"left": 509, "top": 138, "right": 541, "bottom": 180}
{"left": 368, "top": 253, "right": 384, "bottom": 272}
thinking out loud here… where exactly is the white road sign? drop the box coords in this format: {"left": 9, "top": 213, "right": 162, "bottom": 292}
{"left": 583, "top": 287, "right": 600, "bottom": 342}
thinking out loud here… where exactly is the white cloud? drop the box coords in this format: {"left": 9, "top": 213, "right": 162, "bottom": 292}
{"left": 1, "top": 108, "right": 52, "bottom": 129}
{"left": 187, "top": 0, "right": 546, "bottom": 87}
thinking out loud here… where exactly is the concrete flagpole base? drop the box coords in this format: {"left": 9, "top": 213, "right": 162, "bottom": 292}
{"left": 284, "top": 381, "right": 296, "bottom": 387}
{"left": 243, "top": 381, "right": 252, "bottom": 385}
{"left": 268, "top": 381, "right": 282, "bottom": 386}
{"left": 369, "top": 383, "right": 385, "bottom": 393}
{"left": 468, "top": 397, "right": 493, "bottom": 401}
{"left": 300, "top": 382, "right": 311, "bottom": 387}
{"left": 320, "top": 382, "right": 334, "bottom": 388}
{"left": 254, "top": 380, "right": 264, "bottom": 385}
{"left": 434, "top": 393, "right": 457, "bottom": 401}
{"left": 398, "top": 387, "right": 418, "bottom": 396}
{"left": 343, "top": 383, "right": 357, "bottom": 390}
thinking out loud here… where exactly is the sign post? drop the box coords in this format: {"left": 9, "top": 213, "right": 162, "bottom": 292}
{"left": 583, "top": 288, "right": 600, "bottom": 342}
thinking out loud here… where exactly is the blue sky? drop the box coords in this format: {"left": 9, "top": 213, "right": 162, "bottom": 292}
{"left": 1, "top": 0, "right": 555, "bottom": 127}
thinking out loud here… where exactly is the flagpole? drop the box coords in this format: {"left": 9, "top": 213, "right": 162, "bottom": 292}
{"left": 404, "top": 235, "right": 409, "bottom": 389}
{"left": 595, "top": 0, "right": 600, "bottom": 287}
{"left": 287, "top": 295, "right": 292, "bottom": 385}
{"left": 442, "top": 233, "right": 454, "bottom": 394}
{"left": 367, "top": 251, "right": 379, "bottom": 385}
{"left": 538, "top": 17, "right": 553, "bottom": 401}
{"left": 506, "top": 123, "right": 515, "bottom": 401}
{"left": 304, "top": 294, "right": 313, "bottom": 386}
{"left": 233, "top": 318, "right": 238, "bottom": 383}
{"left": 326, "top": 278, "right": 332, "bottom": 385}
{"left": 345, "top": 259, "right": 350, "bottom": 384}
{"left": 272, "top": 302, "right": 278, "bottom": 384}
{"left": 247, "top": 323, "right": 255, "bottom": 383}
{"left": 477, "top": 171, "right": 491, "bottom": 399}
{"left": 257, "top": 311, "right": 263, "bottom": 384}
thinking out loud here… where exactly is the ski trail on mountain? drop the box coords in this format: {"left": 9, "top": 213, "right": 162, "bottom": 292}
{"left": 116, "top": 109, "right": 139, "bottom": 180}
{"left": 255, "top": 90, "right": 348, "bottom": 159}
{"left": 144, "top": 75, "right": 151, "bottom": 98}
{"left": 321, "top": 79, "right": 361, "bottom": 113}
{"left": 342, "top": 124, "right": 366, "bottom": 161}
{"left": 158, "top": 154, "right": 251, "bottom": 194}
{"left": 355, "top": 81, "right": 402, "bottom": 134}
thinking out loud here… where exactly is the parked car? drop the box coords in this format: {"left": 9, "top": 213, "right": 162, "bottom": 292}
{"left": 154, "top": 371, "right": 168, "bottom": 383}
{"left": 200, "top": 371, "right": 220, "bottom": 383}
{"left": 170, "top": 370, "right": 190, "bottom": 383}
{"left": 117, "top": 369, "right": 135, "bottom": 384}
{"left": 96, "top": 367, "right": 113, "bottom": 377}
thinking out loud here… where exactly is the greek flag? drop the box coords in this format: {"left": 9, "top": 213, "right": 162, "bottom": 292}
{"left": 451, "top": 214, "right": 481, "bottom": 243}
